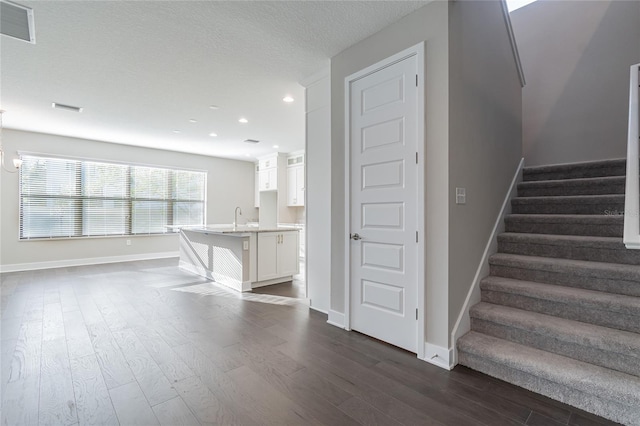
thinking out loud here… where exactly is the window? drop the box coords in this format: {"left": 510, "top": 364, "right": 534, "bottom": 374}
{"left": 19, "top": 154, "right": 206, "bottom": 239}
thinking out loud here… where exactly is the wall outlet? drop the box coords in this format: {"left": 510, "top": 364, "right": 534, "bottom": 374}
{"left": 455, "top": 187, "right": 466, "bottom": 205}
{"left": 126, "top": 239, "right": 132, "bottom": 246}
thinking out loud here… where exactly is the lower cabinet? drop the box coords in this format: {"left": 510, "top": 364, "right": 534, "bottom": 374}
{"left": 257, "top": 231, "right": 299, "bottom": 282}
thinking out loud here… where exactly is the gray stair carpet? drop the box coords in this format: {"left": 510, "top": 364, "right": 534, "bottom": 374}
{"left": 457, "top": 158, "right": 640, "bottom": 425}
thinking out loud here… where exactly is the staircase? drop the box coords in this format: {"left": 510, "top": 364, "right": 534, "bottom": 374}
{"left": 457, "top": 159, "right": 640, "bottom": 426}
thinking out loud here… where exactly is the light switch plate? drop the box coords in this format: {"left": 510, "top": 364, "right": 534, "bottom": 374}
{"left": 456, "top": 187, "right": 466, "bottom": 205}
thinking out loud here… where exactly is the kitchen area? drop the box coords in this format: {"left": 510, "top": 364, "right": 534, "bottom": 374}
{"left": 178, "top": 151, "right": 305, "bottom": 296}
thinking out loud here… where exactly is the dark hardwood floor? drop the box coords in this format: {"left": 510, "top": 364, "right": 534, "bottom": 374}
{"left": 0, "top": 258, "right": 618, "bottom": 425}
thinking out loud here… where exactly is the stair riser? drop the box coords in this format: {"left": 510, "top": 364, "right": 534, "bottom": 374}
{"left": 503, "top": 220, "right": 623, "bottom": 237}
{"left": 497, "top": 240, "right": 640, "bottom": 265}
{"left": 523, "top": 164, "right": 626, "bottom": 182}
{"left": 480, "top": 290, "right": 640, "bottom": 334}
{"left": 457, "top": 352, "right": 639, "bottom": 426}
{"left": 511, "top": 201, "right": 624, "bottom": 215}
{"left": 470, "top": 318, "right": 640, "bottom": 378}
{"left": 517, "top": 182, "right": 625, "bottom": 197}
{"left": 489, "top": 264, "right": 640, "bottom": 297}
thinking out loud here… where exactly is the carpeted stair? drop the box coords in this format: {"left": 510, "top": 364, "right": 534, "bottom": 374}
{"left": 457, "top": 159, "right": 640, "bottom": 425}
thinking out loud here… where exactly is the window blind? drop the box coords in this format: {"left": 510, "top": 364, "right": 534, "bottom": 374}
{"left": 19, "top": 155, "right": 206, "bottom": 240}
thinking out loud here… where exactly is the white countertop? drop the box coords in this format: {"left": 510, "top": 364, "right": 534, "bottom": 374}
{"left": 181, "top": 225, "right": 299, "bottom": 235}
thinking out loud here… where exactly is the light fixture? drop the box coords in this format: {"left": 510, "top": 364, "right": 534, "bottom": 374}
{"left": 209, "top": 105, "right": 220, "bottom": 110}
{"left": 283, "top": 96, "right": 294, "bottom": 103}
{"left": 209, "top": 132, "right": 218, "bottom": 137}
{"left": 173, "top": 130, "right": 181, "bottom": 134}
{"left": 238, "top": 117, "right": 248, "bottom": 124}
{"left": 189, "top": 119, "right": 197, "bottom": 123}
{"left": 52, "top": 102, "right": 83, "bottom": 113}
{"left": 0, "top": 110, "right": 21, "bottom": 173}
{"left": 244, "top": 139, "right": 259, "bottom": 144}
{"left": 273, "top": 145, "right": 279, "bottom": 149}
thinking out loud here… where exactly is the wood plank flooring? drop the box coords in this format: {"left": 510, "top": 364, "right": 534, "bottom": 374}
{"left": 0, "top": 258, "right": 619, "bottom": 425}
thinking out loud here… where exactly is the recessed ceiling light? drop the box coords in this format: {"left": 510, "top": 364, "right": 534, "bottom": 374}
{"left": 189, "top": 119, "right": 197, "bottom": 123}
{"left": 173, "top": 130, "right": 181, "bottom": 134}
{"left": 238, "top": 117, "right": 248, "bottom": 124}
{"left": 273, "top": 145, "right": 279, "bottom": 149}
{"left": 209, "top": 132, "right": 218, "bottom": 137}
{"left": 245, "top": 154, "right": 251, "bottom": 157}
{"left": 283, "top": 96, "right": 294, "bottom": 103}
{"left": 209, "top": 105, "right": 220, "bottom": 110}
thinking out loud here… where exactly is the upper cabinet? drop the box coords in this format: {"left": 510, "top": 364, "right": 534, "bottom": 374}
{"left": 287, "top": 152, "right": 305, "bottom": 207}
{"left": 258, "top": 153, "right": 279, "bottom": 192}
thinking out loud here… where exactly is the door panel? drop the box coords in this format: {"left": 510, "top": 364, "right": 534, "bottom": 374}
{"left": 349, "top": 54, "right": 418, "bottom": 353}
{"left": 361, "top": 160, "right": 404, "bottom": 190}
{"left": 361, "top": 202, "right": 404, "bottom": 230}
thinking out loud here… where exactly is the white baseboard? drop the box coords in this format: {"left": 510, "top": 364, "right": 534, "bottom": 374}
{"left": 327, "top": 310, "right": 346, "bottom": 329}
{"left": 421, "top": 342, "right": 455, "bottom": 370}
{"left": 449, "top": 157, "right": 524, "bottom": 365}
{"left": 0, "top": 251, "right": 179, "bottom": 273}
{"left": 309, "top": 305, "right": 328, "bottom": 315}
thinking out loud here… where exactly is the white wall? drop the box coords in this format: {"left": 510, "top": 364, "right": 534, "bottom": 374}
{"left": 304, "top": 69, "right": 331, "bottom": 313}
{"left": 447, "top": 0, "right": 523, "bottom": 344}
{"left": 330, "top": 1, "right": 451, "bottom": 347}
{"left": 0, "top": 130, "right": 256, "bottom": 270}
{"left": 512, "top": 0, "right": 640, "bottom": 166}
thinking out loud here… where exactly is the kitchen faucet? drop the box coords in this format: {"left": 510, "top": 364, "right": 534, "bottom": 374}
{"left": 234, "top": 206, "right": 242, "bottom": 229}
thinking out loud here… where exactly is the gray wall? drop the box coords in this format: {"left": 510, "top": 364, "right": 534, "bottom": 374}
{"left": 331, "top": 0, "right": 451, "bottom": 347}
{"left": 448, "top": 0, "right": 523, "bottom": 339}
{"left": 512, "top": 0, "right": 640, "bottom": 166}
{"left": 0, "top": 129, "right": 256, "bottom": 269}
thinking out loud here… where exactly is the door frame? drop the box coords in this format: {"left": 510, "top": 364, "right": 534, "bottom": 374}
{"left": 343, "top": 42, "right": 426, "bottom": 358}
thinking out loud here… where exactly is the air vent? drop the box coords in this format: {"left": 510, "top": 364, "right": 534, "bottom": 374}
{"left": 0, "top": 0, "right": 35, "bottom": 44}
{"left": 52, "top": 103, "right": 83, "bottom": 113}
{"left": 243, "top": 139, "right": 260, "bottom": 144}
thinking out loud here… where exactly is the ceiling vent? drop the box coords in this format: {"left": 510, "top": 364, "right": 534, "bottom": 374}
{"left": 0, "top": 0, "right": 35, "bottom": 44}
{"left": 243, "top": 139, "right": 260, "bottom": 144}
{"left": 52, "top": 103, "right": 83, "bottom": 113}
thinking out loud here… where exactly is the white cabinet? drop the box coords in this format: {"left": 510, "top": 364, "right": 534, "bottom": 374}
{"left": 254, "top": 163, "right": 260, "bottom": 208}
{"left": 258, "top": 154, "right": 278, "bottom": 191}
{"left": 257, "top": 231, "right": 299, "bottom": 281}
{"left": 259, "top": 168, "right": 278, "bottom": 191}
{"left": 286, "top": 152, "right": 305, "bottom": 207}
{"left": 287, "top": 166, "right": 304, "bottom": 206}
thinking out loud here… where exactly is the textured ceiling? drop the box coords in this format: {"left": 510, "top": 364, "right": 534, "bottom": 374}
{"left": 1, "top": 0, "right": 430, "bottom": 161}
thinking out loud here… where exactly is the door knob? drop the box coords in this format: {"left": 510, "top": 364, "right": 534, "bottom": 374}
{"left": 350, "top": 233, "right": 362, "bottom": 240}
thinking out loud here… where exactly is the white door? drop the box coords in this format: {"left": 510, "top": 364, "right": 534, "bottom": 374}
{"left": 348, "top": 54, "right": 419, "bottom": 352}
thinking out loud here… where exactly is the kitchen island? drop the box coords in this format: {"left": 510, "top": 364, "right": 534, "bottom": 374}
{"left": 179, "top": 225, "right": 299, "bottom": 292}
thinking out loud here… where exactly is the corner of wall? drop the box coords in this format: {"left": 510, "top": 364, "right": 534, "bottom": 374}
{"left": 449, "top": 157, "right": 524, "bottom": 366}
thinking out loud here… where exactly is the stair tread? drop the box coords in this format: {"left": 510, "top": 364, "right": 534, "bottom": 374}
{"left": 518, "top": 176, "right": 625, "bottom": 187}
{"left": 458, "top": 332, "right": 640, "bottom": 406}
{"left": 481, "top": 276, "right": 640, "bottom": 314}
{"left": 513, "top": 194, "right": 624, "bottom": 202}
{"left": 498, "top": 232, "right": 623, "bottom": 247}
{"left": 523, "top": 159, "right": 626, "bottom": 178}
{"left": 490, "top": 252, "right": 640, "bottom": 276}
{"left": 470, "top": 302, "right": 640, "bottom": 356}
{"left": 505, "top": 214, "right": 623, "bottom": 222}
